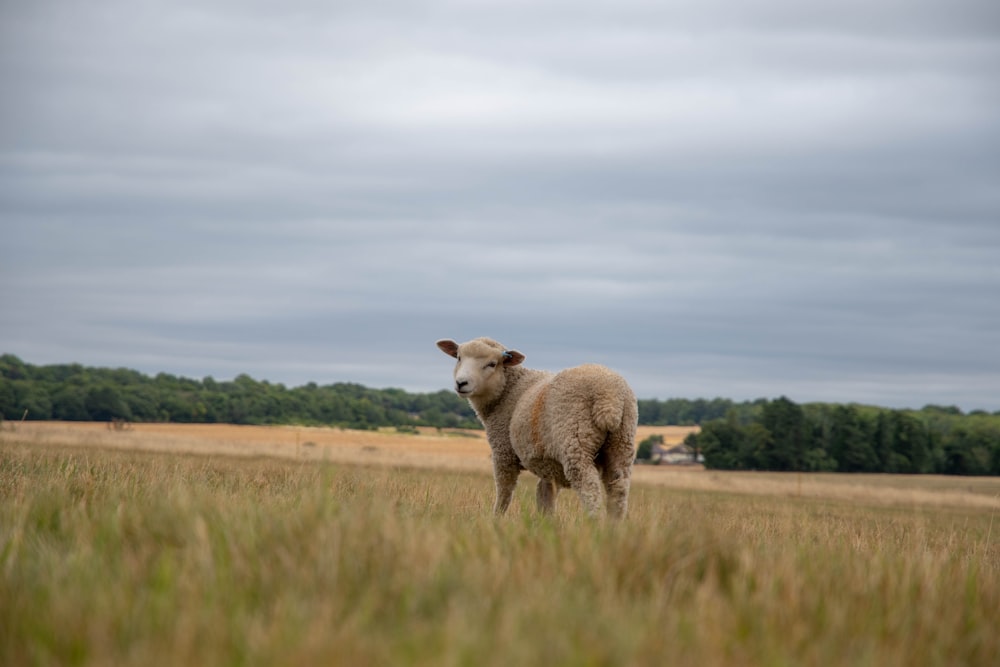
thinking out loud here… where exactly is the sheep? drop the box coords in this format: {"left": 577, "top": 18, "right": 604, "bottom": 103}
{"left": 436, "top": 337, "right": 638, "bottom": 519}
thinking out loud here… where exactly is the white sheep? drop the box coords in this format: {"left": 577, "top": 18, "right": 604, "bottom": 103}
{"left": 436, "top": 337, "right": 638, "bottom": 519}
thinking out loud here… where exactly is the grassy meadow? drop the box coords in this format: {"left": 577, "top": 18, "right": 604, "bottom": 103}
{"left": 1, "top": 425, "right": 999, "bottom": 666}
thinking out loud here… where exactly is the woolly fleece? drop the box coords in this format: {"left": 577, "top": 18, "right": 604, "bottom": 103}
{"left": 437, "top": 337, "right": 638, "bottom": 519}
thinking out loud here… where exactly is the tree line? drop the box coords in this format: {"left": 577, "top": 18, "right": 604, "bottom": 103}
{"left": 3, "top": 354, "right": 998, "bottom": 474}
{"left": 1, "top": 354, "right": 750, "bottom": 429}
{"left": 689, "top": 397, "right": 1000, "bottom": 476}
{"left": 638, "top": 397, "right": 764, "bottom": 426}
{"left": 0, "top": 354, "right": 479, "bottom": 430}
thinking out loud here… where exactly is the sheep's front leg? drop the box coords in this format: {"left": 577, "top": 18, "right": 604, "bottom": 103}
{"left": 535, "top": 478, "right": 559, "bottom": 515}
{"left": 492, "top": 462, "right": 520, "bottom": 515}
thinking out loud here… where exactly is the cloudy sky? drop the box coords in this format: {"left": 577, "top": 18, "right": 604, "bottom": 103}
{"left": 2, "top": 1, "right": 999, "bottom": 411}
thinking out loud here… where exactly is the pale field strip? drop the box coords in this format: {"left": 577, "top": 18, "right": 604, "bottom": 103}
{"left": 4, "top": 421, "right": 1000, "bottom": 511}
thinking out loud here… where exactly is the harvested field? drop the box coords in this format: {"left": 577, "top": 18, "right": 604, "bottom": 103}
{"left": 4, "top": 421, "right": 495, "bottom": 472}
{"left": 2, "top": 435, "right": 998, "bottom": 667}
{"left": 4, "top": 422, "right": 695, "bottom": 472}
{"left": 3, "top": 421, "right": 998, "bottom": 510}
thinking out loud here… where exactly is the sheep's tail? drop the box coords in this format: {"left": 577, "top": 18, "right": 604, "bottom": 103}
{"left": 592, "top": 394, "right": 624, "bottom": 432}
{"left": 592, "top": 381, "right": 638, "bottom": 436}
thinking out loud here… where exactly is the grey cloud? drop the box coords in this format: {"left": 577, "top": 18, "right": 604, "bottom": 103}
{"left": 1, "top": 0, "right": 998, "bottom": 411}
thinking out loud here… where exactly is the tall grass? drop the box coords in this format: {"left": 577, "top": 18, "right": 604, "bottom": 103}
{"left": 2, "top": 441, "right": 997, "bottom": 666}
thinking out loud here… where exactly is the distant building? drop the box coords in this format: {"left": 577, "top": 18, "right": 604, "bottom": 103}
{"left": 650, "top": 442, "right": 703, "bottom": 465}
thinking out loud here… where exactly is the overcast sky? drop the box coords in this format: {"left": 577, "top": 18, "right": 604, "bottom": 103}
{"left": 2, "top": 1, "right": 999, "bottom": 411}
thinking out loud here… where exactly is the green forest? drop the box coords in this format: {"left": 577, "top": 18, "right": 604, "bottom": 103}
{"left": 689, "top": 397, "right": 1000, "bottom": 476}
{"left": 3, "top": 354, "right": 998, "bottom": 475}
{"left": 0, "top": 354, "right": 740, "bottom": 430}
{"left": 0, "top": 354, "right": 480, "bottom": 429}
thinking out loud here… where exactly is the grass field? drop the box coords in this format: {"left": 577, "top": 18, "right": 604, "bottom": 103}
{"left": 2, "top": 423, "right": 999, "bottom": 666}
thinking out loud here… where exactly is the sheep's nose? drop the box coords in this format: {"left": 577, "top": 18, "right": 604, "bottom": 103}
{"left": 456, "top": 380, "right": 469, "bottom": 392}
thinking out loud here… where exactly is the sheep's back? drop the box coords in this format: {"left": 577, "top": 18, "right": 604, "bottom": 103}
{"left": 509, "top": 364, "right": 635, "bottom": 464}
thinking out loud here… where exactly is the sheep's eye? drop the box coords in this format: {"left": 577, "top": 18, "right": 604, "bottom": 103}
{"left": 486, "top": 362, "right": 497, "bottom": 369}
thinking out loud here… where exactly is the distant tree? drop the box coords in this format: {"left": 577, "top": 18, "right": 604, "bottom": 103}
{"left": 52, "top": 386, "right": 90, "bottom": 421}
{"left": 18, "top": 384, "right": 53, "bottom": 420}
{"left": 635, "top": 434, "right": 663, "bottom": 461}
{"left": 121, "top": 385, "right": 161, "bottom": 421}
{"left": 805, "top": 447, "right": 838, "bottom": 472}
{"left": 84, "top": 385, "right": 131, "bottom": 422}
{"left": 697, "top": 420, "right": 745, "bottom": 470}
{"left": 829, "top": 405, "right": 877, "bottom": 472}
{"left": 942, "top": 427, "right": 993, "bottom": 476}
{"left": 759, "top": 397, "right": 807, "bottom": 471}
{"left": 0, "top": 378, "right": 17, "bottom": 419}
{"left": 637, "top": 399, "right": 662, "bottom": 425}
{"left": 683, "top": 431, "right": 701, "bottom": 463}
{"left": 0, "top": 354, "right": 28, "bottom": 380}
{"left": 893, "top": 412, "right": 930, "bottom": 473}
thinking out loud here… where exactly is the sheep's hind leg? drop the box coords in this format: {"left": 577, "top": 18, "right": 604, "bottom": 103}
{"left": 601, "top": 428, "right": 636, "bottom": 520}
{"left": 564, "top": 457, "right": 604, "bottom": 517}
{"left": 535, "top": 478, "right": 559, "bottom": 515}
{"left": 602, "top": 465, "right": 631, "bottom": 520}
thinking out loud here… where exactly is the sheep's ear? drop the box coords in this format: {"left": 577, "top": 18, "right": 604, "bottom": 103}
{"left": 436, "top": 339, "right": 460, "bottom": 358}
{"left": 502, "top": 350, "right": 525, "bottom": 367}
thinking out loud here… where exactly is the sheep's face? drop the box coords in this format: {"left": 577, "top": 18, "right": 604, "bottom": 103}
{"left": 436, "top": 338, "right": 524, "bottom": 400}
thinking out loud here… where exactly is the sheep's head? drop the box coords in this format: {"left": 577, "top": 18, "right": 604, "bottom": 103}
{"left": 436, "top": 337, "right": 525, "bottom": 400}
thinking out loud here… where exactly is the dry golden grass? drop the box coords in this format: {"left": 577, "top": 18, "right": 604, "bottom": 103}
{"left": 1, "top": 436, "right": 997, "bottom": 667}
{"left": 6, "top": 421, "right": 998, "bottom": 512}
{"left": 632, "top": 467, "right": 1000, "bottom": 511}
{"left": 7, "top": 421, "right": 496, "bottom": 473}
{"left": 8, "top": 422, "right": 697, "bottom": 476}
